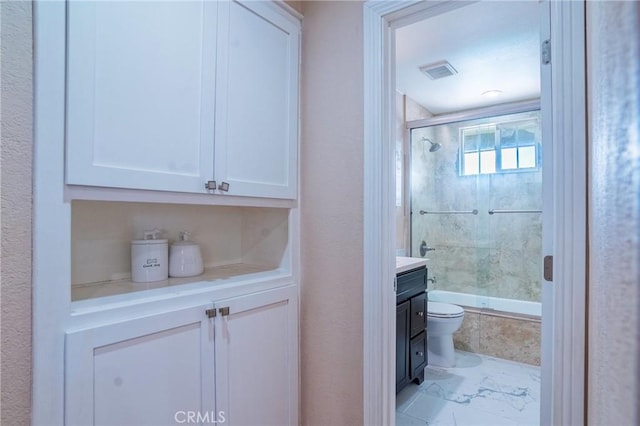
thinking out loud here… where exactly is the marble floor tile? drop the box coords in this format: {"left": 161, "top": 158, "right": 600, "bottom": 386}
{"left": 397, "top": 350, "right": 540, "bottom": 426}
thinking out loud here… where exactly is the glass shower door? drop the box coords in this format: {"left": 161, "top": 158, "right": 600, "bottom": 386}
{"left": 409, "top": 110, "right": 543, "bottom": 308}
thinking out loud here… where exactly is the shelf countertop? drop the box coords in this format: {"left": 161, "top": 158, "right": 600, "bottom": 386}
{"left": 396, "top": 256, "right": 428, "bottom": 274}
{"left": 72, "top": 263, "right": 278, "bottom": 302}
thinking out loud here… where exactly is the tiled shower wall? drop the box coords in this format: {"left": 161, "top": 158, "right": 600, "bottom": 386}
{"left": 411, "top": 110, "right": 542, "bottom": 303}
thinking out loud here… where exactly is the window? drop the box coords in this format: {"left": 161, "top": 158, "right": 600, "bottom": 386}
{"left": 460, "top": 118, "right": 539, "bottom": 176}
{"left": 461, "top": 125, "right": 497, "bottom": 175}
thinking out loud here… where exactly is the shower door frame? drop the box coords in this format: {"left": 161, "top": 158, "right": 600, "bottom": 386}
{"left": 363, "top": 1, "right": 587, "bottom": 425}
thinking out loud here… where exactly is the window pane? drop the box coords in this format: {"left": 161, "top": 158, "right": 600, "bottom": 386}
{"left": 480, "top": 150, "right": 496, "bottom": 174}
{"left": 518, "top": 145, "right": 536, "bottom": 168}
{"left": 500, "top": 128, "right": 518, "bottom": 147}
{"left": 501, "top": 147, "right": 518, "bottom": 169}
{"left": 517, "top": 129, "right": 536, "bottom": 144}
{"left": 464, "top": 152, "right": 479, "bottom": 175}
{"left": 479, "top": 131, "right": 495, "bottom": 150}
{"left": 464, "top": 135, "right": 478, "bottom": 151}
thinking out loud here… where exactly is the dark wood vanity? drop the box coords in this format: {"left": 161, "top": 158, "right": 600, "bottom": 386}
{"left": 396, "top": 265, "right": 428, "bottom": 393}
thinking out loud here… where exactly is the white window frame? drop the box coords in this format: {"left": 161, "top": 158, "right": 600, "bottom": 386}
{"left": 459, "top": 117, "right": 541, "bottom": 176}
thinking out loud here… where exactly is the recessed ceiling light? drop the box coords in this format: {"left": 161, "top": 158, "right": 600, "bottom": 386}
{"left": 482, "top": 90, "right": 503, "bottom": 98}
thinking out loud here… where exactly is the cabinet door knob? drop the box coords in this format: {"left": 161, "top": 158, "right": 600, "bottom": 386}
{"left": 416, "top": 351, "right": 424, "bottom": 357}
{"left": 205, "top": 180, "right": 217, "bottom": 190}
{"left": 416, "top": 311, "right": 424, "bottom": 317}
{"left": 219, "top": 306, "right": 230, "bottom": 316}
{"left": 218, "top": 181, "right": 230, "bottom": 192}
{"left": 205, "top": 308, "right": 217, "bottom": 318}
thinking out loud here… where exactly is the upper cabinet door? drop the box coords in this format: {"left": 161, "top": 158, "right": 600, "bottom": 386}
{"left": 214, "top": 1, "right": 300, "bottom": 199}
{"left": 66, "top": 2, "right": 217, "bottom": 193}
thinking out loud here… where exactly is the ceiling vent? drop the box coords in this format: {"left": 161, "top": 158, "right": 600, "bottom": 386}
{"left": 419, "top": 61, "right": 458, "bottom": 80}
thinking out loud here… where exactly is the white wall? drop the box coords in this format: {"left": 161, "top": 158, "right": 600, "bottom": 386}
{"left": 0, "top": 2, "right": 33, "bottom": 424}
{"left": 587, "top": 2, "right": 640, "bottom": 424}
{"left": 300, "top": 2, "right": 364, "bottom": 424}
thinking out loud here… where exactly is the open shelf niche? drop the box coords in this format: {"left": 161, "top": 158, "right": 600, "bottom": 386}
{"left": 71, "top": 200, "right": 291, "bottom": 301}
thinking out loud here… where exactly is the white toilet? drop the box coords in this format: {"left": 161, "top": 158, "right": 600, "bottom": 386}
{"left": 427, "top": 301, "right": 465, "bottom": 368}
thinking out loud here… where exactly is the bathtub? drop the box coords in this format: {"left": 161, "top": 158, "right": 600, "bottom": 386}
{"left": 428, "top": 290, "right": 541, "bottom": 317}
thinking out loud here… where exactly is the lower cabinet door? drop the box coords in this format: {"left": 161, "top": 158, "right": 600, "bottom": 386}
{"left": 396, "top": 300, "right": 410, "bottom": 393}
{"left": 214, "top": 285, "right": 298, "bottom": 426}
{"left": 65, "top": 304, "right": 215, "bottom": 426}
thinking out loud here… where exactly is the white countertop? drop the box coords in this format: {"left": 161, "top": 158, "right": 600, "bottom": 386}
{"left": 396, "top": 256, "right": 428, "bottom": 274}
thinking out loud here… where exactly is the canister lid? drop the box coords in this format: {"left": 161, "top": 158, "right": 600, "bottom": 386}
{"left": 131, "top": 239, "right": 168, "bottom": 245}
{"left": 132, "top": 228, "right": 168, "bottom": 245}
{"left": 171, "top": 231, "right": 199, "bottom": 247}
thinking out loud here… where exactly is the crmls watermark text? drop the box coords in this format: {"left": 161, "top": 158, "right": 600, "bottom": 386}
{"left": 175, "top": 411, "right": 226, "bottom": 424}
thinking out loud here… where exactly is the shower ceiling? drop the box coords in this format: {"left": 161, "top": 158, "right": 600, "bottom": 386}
{"left": 395, "top": 1, "right": 541, "bottom": 115}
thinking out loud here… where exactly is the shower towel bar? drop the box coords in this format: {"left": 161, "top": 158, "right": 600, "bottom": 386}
{"left": 488, "top": 209, "right": 542, "bottom": 215}
{"left": 419, "top": 209, "right": 478, "bottom": 215}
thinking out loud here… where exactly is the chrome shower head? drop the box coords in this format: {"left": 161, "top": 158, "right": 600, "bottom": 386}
{"left": 423, "top": 137, "right": 442, "bottom": 153}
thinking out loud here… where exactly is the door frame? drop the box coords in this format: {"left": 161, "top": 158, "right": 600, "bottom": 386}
{"left": 362, "top": 1, "right": 587, "bottom": 425}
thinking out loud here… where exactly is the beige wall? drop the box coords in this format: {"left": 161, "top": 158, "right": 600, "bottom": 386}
{"left": 587, "top": 1, "right": 640, "bottom": 425}
{"left": 300, "top": 1, "right": 364, "bottom": 425}
{"left": 4, "top": 2, "right": 639, "bottom": 425}
{"left": 284, "top": 0, "right": 302, "bottom": 14}
{"left": 0, "top": 2, "right": 33, "bottom": 425}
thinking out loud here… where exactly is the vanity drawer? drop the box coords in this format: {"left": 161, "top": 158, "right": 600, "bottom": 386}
{"left": 410, "top": 331, "right": 428, "bottom": 378}
{"left": 396, "top": 267, "right": 427, "bottom": 303}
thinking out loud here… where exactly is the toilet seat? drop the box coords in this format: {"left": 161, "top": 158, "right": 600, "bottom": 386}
{"left": 428, "top": 301, "right": 464, "bottom": 318}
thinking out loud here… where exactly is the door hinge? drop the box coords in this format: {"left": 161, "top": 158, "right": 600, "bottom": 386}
{"left": 205, "top": 308, "right": 217, "bottom": 318}
{"left": 541, "top": 39, "right": 551, "bottom": 65}
{"left": 544, "top": 255, "right": 553, "bottom": 281}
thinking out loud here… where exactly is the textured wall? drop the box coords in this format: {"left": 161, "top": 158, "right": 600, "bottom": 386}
{"left": 411, "top": 111, "right": 542, "bottom": 303}
{"left": 300, "top": 1, "right": 364, "bottom": 424}
{"left": 587, "top": 2, "right": 640, "bottom": 425}
{"left": 0, "top": 2, "right": 33, "bottom": 424}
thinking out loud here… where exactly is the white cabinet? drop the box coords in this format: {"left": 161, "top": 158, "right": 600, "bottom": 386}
{"left": 65, "top": 1, "right": 217, "bottom": 194}
{"left": 65, "top": 0, "right": 299, "bottom": 200}
{"left": 65, "top": 286, "right": 298, "bottom": 426}
{"left": 214, "top": 285, "right": 298, "bottom": 425}
{"left": 65, "top": 303, "right": 215, "bottom": 425}
{"left": 214, "top": 1, "right": 299, "bottom": 199}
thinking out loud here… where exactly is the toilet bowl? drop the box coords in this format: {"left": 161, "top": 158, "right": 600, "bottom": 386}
{"left": 427, "top": 301, "right": 465, "bottom": 368}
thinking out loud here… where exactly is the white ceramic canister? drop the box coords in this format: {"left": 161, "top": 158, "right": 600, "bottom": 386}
{"left": 131, "top": 229, "right": 169, "bottom": 283}
{"left": 169, "top": 231, "right": 204, "bottom": 278}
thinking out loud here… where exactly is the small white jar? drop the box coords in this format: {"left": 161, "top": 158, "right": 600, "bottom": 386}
{"left": 169, "top": 231, "right": 204, "bottom": 278}
{"left": 131, "top": 229, "right": 168, "bottom": 283}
